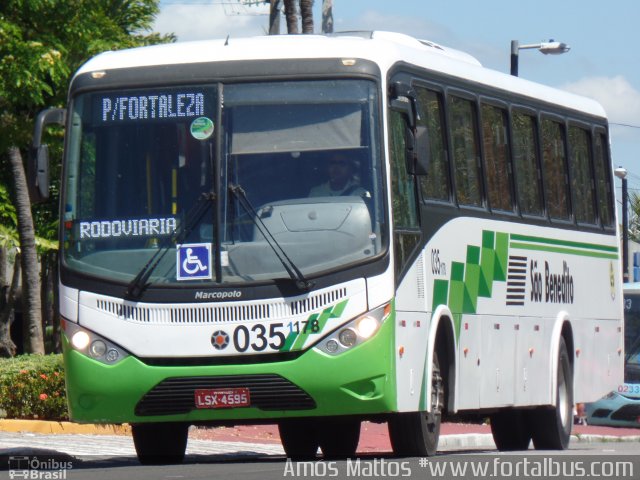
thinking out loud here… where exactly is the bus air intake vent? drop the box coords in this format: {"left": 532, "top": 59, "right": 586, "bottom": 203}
{"left": 95, "top": 287, "right": 347, "bottom": 324}
{"left": 134, "top": 374, "right": 316, "bottom": 416}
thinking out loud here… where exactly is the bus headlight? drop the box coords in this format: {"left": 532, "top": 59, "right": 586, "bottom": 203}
{"left": 355, "top": 315, "right": 379, "bottom": 339}
{"left": 315, "top": 302, "right": 391, "bottom": 356}
{"left": 71, "top": 331, "right": 91, "bottom": 350}
{"left": 62, "top": 319, "right": 128, "bottom": 365}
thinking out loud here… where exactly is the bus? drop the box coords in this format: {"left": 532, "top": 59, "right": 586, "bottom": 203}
{"left": 586, "top": 282, "right": 640, "bottom": 427}
{"left": 31, "top": 31, "right": 624, "bottom": 463}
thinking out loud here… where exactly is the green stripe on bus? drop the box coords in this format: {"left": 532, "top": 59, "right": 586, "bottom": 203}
{"left": 509, "top": 233, "right": 618, "bottom": 253}
{"left": 288, "top": 299, "right": 350, "bottom": 351}
{"left": 510, "top": 241, "right": 619, "bottom": 259}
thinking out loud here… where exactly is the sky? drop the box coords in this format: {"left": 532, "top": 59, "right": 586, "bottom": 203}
{"left": 155, "top": 0, "right": 640, "bottom": 202}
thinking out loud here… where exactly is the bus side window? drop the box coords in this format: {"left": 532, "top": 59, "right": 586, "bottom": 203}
{"left": 512, "top": 112, "right": 543, "bottom": 216}
{"left": 594, "top": 132, "right": 614, "bottom": 227}
{"left": 415, "top": 87, "right": 449, "bottom": 201}
{"left": 568, "top": 126, "right": 596, "bottom": 225}
{"left": 389, "top": 110, "right": 420, "bottom": 277}
{"left": 449, "top": 95, "right": 482, "bottom": 207}
{"left": 541, "top": 119, "right": 570, "bottom": 220}
{"left": 481, "top": 104, "right": 513, "bottom": 212}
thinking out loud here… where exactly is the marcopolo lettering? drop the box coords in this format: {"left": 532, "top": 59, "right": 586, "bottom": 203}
{"left": 101, "top": 92, "right": 205, "bottom": 123}
{"left": 79, "top": 217, "right": 177, "bottom": 239}
{"left": 195, "top": 291, "right": 242, "bottom": 300}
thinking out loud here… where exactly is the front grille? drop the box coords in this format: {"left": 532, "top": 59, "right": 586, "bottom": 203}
{"left": 135, "top": 374, "right": 316, "bottom": 416}
{"left": 96, "top": 287, "right": 348, "bottom": 325}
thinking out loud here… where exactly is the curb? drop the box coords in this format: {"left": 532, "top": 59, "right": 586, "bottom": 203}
{"left": 0, "top": 419, "right": 131, "bottom": 436}
{"left": 0, "top": 420, "right": 637, "bottom": 447}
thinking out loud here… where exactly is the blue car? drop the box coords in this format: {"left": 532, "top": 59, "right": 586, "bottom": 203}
{"left": 585, "top": 284, "right": 640, "bottom": 428}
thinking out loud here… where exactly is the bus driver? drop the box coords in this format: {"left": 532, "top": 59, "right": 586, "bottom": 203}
{"left": 308, "top": 153, "right": 368, "bottom": 197}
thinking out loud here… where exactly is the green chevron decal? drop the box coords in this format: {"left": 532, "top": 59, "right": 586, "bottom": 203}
{"left": 431, "top": 229, "right": 618, "bottom": 341}
{"left": 431, "top": 230, "right": 509, "bottom": 340}
{"left": 280, "top": 299, "right": 349, "bottom": 352}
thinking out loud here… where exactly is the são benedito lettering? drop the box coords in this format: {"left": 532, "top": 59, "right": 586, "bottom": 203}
{"left": 545, "top": 261, "right": 574, "bottom": 304}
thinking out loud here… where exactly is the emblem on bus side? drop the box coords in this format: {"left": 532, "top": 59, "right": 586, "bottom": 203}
{"left": 211, "top": 330, "right": 230, "bottom": 350}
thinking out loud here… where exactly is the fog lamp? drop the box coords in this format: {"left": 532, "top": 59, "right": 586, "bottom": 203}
{"left": 89, "top": 340, "right": 107, "bottom": 358}
{"left": 339, "top": 328, "right": 357, "bottom": 347}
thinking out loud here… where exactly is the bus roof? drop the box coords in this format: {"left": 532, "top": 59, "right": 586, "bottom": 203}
{"left": 75, "top": 31, "right": 607, "bottom": 119}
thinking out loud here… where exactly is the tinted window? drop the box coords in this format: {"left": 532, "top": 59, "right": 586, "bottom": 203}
{"left": 416, "top": 87, "right": 449, "bottom": 201}
{"left": 481, "top": 104, "right": 512, "bottom": 211}
{"left": 541, "top": 119, "right": 570, "bottom": 219}
{"left": 449, "top": 96, "right": 482, "bottom": 206}
{"left": 512, "top": 112, "right": 542, "bottom": 215}
{"left": 594, "top": 132, "right": 614, "bottom": 227}
{"left": 568, "top": 126, "right": 596, "bottom": 224}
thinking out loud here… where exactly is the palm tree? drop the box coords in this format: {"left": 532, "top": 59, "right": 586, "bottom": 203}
{"left": 282, "top": 0, "right": 314, "bottom": 34}
{"left": 322, "top": 0, "right": 333, "bottom": 33}
{"left": 8, "top": 147, "right": 44, "bottom": 354}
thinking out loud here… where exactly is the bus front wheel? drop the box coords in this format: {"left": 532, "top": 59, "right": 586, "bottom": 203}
{"left": 318, "top": 418, "right": 361, "bottom": 458}
{"left": 388, "top": 351, "right": 443, "bottom": 457}
{"left": 131, "top": 422, "right": 189, "bottom": 465}
{"left": 278, "top": 419, "right": 320, "bottom": 459}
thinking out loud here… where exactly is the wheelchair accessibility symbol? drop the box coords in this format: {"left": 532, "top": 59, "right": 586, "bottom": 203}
{"left": 177, "top": 243, "right": 212, "bottom": 281}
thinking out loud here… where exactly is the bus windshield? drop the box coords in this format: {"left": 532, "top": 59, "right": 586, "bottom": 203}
{"left": 624, "top": 292, "right": 640, "bottom": 383}
{"left": 62, "top": 79, "right": 384, "bottom": 286}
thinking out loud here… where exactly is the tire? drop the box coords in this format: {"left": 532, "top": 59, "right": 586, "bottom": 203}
{"left": 131, "top": 422, "right": 189, "bottom": 465}
{"left": 490, "top": 409, "right": 531, "bottom": 451}
{"left": 530, "top": 337, "right": 573, "bottom": 450}
{"left": 278, "top": 419, "right": 320, "bottom": 459}
{"left": 318, "top": 418, "right": 361, "bottom": 459}
{"left": 388, "top": 351, "right": 443, "bottom": 457}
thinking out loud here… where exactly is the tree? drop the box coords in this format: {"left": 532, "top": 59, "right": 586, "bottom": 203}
{"left": 629, "top": 192, "right": 640, "bottom": 244}
{"left": 0, "top": 0, "right": 174, "bottom": 354}
{"left": 283, "top": 0, "right": 314, "bottom": 34}
{"left": 322, "top": 0, "right": 333, "bottom": 34}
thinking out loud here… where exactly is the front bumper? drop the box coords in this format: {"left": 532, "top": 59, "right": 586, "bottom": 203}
{"left": 63, "top": 316, "right": 396, "bottom": 424}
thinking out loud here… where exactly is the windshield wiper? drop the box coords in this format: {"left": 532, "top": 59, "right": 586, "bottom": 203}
{"left": 124, "top": 192, "right": 216, "bottom": 300}
{"left": 228, "top": 183, "right": 314, "bottom": 291}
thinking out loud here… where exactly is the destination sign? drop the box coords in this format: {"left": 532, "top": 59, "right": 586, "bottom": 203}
{"left": 94, "top": 87, "right": 214, "bottom": 124}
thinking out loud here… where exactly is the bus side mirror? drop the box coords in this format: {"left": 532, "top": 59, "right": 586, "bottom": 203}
{"left": 31, "top": 108, "right": 66, "bottom": 203}
{"left": 390, "top": 82, "right": 430, "bottom": 176}
{"left": 34, "top": 145, "right": 51, "bottom": 201}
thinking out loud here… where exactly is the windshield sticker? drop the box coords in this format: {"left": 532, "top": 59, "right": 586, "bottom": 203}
{"left": 99, "top": 92, "right": 205, "bottom": 123}
{"left": 190, "top": 117, "right": 214, "bottom": 140}
{"left": 79, "top": 217, "right": 177, "bottom": 239}
{"left": 177, "top": 243, "right": 212, "bottom": 281}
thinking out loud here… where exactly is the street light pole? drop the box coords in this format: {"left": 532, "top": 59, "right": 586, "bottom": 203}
{"left": 510, "top": 40, "right": 520, "bottom": 77}
{"left": 510, "top": 39, "right": 571, "bottom": 76}
{"left": 615, "top": 167, "right": 629, "bottom": 283}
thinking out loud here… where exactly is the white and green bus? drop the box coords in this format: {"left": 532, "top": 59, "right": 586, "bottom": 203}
{"left": 32, "top": 31, "right": 624, "bottom": 463}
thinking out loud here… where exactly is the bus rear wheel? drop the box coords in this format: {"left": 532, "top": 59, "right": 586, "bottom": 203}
{"left": 388, "top": 352, "right": 443, "bottom": 457}
{"left": 530, "top": 337, "right": 573, "bottom": 450}
{"left": 278, "top": 419, "right": 320, "bottom": 459}
{"left": 131, "top": 422, "right": 189, "bottom": 465}
{"left": 318, "top": 418, "right": 361, "bottom": 458}
{"left": 490, "top": 409, "right": 531, "bottom": 451}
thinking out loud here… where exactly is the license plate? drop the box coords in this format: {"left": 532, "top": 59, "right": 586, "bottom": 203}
{"left": 194, "top": 388, "right": 251, "bottom": 409}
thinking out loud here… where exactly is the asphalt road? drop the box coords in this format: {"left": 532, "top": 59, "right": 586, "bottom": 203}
{"left": 3, "top": 441, "right": 639, "bottom": 480}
